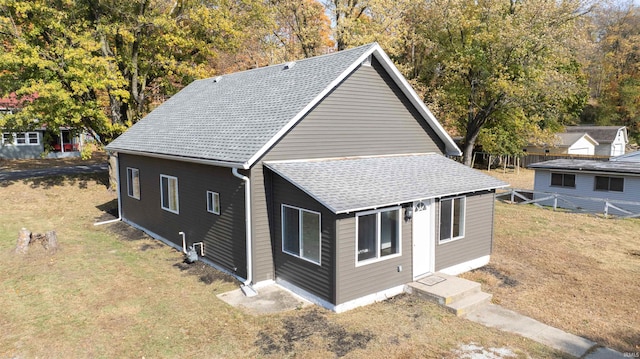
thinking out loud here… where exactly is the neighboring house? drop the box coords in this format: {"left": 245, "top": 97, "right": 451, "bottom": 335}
{"left": 610, "top": 150, "right": 640, "bottom": 162}
{"left": 529, "top": 159, "right": 640, "bottom": 215}
{"left": 0, "top": 94, "right": 86, "bottom": 159}
{"left": 106, "top": 43, "right": 507, "bottom": 312}
{"left": 525, "top": 132, "right": 598, "bottom": 155}
{"left": 565, "top": 125, "right": 628, "bottom": 157}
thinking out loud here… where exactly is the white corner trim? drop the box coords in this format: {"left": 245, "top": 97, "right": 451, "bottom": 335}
{"left": 438, "top": 255, "right": 490, "bottom": 276}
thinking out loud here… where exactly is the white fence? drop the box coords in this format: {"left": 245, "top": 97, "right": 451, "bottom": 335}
{"left": 496, "top": 188, "right": 640, "bottom": 218}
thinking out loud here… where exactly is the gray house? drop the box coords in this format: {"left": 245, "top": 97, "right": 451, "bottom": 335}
{"left": 106, "top": 43, "right": 507, "bottom": 312}
{"left": 530, "top": 159, "right": 640, "bottom": 216}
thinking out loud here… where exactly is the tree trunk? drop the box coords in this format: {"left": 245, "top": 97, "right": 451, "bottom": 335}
{"left": 108, "top": 153, "right": 118, "bottom": 191}
{"left": 15, "top": 228, "right": 31, "bottom": 254}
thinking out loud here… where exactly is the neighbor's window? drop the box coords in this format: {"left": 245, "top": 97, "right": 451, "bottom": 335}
{"left": 27, "top": 132, "right": 38, "bottom": 144}
{"left": 594, "top": 176, "right": 624, "bottom": 192}
{"left": 160, "top": 174, "right": 179, "bottom": 214}
{"left": 207, "top": 191, "right": 220, "bottom": 215}
{"left": 551, "top": 173, "right": 575, "bottom": 188}
{"left": 126, "top": 167, "right": 140, "bottom": 199}
{"left": 440, "top": 197, "right": 465, "bottom": 243}
{"left": 356, "top": 207, "right": 401, "bottom": 264}
{"left": 282, "top": 205, "right": 321, "bottom": 265}
{"left": 2, "top": 133, "right": 12, "bottom": 145}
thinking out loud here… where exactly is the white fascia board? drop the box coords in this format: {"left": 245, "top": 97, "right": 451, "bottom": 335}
{"left": 371, "top": 46, "right": 462, "bottom": 156}
{"left": 110, "top": 148, "right": 247, "bottom": 169}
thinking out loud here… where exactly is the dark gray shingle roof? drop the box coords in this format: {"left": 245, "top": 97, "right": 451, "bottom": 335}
{"left": 106, "top": 43, "right": 461, "bottom": 167}
{"left": 107, "top": 44, "right": 376, "bottom": 164}
{"left": 528, "top": 159, "right": 640, "bottom": 175}
{"left": 265, "top": 154, "right": 508, "bottom": 213}
{"left": 556, "top": 132, "right": 598, "bottom": 147}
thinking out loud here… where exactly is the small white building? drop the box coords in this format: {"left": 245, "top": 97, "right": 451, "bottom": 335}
{"left": 564, "top": 126, "right": 628, "bottom": 157}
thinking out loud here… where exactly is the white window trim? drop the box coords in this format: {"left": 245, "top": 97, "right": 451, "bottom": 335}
{"left": 206, "top": 191, "right": 220, "bottom": 215}
{"left": 126, "top": 167, "right": 140, "bottom": 200}
{"left": 355, "top": 206, "right": 402, "bottom": 267}
{"left": 281, "top": 204, "right": 322, "bottom": 266}
{"left": 438, "top": 196, "right": 466, "bottom": 244}
{"left": 160, "top": 174, "right": 179, "bottom": 214}
{"left": 2, "top": 132, "right": 40, "bottom": 146}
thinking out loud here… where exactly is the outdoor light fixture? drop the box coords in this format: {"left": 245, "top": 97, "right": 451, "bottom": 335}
{"left": 404, "top": 206, "right": 413, "bottom": 221}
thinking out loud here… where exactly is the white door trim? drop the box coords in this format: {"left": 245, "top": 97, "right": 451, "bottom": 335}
{"left": 412, "top": 199, "right": 435, "bottom": 279}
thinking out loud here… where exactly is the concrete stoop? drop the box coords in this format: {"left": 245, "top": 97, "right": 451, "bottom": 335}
{"left": 405, "top": 273, "right": 492, "bottom": 316}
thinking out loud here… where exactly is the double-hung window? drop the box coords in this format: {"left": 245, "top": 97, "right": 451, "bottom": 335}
{"left": 282, "top": 205, "right": 321, "bottom": 265}
{"left": 207, "top": 191, "right": 220, "bottom": 215}
{"left": 594, "top": 176, "right": 624, "bottom": 192}
{"left": 160, "top": 175, "right": 179, "bottom": 214}
{"left": 551, "top": 173, "right": 575, "bottom": 188}
{"left": 126, "top": 167, "right": 140, "bottom": 199}
{"left": 356, "top": 207, "right": 401, "bottom": 264}
{"left": 440, "top": 197, "right": 465, "bottom": 243}
{"left": 2, "top": 133, "right": 12, "bottom": 145}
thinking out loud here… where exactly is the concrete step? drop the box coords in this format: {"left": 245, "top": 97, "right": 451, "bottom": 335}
{"left": 406, "top": 273, "right": 491, "bottom": 316}
{"left": 445, "top": 291, "right": 492, "bottom": 316}
{"left": 406, "top": 273, "right": 482, "bottom": 305}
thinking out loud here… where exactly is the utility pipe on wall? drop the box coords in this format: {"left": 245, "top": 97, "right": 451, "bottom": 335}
{"left": 232, "top": 168, "right": 257, "bottom": 296}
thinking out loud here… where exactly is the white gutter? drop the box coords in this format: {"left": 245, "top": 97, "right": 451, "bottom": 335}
{"left": 232, "top": 168, "right": 257, "bottom": 297}
{"left": 94, "top": 153, "right": 123, "bottom": 226}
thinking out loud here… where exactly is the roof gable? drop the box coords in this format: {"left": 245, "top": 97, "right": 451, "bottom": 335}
{"left": 556, "top": 132, "right": 598, "bottom": 147}
{"left": 564, "top": 126, "right": 627, "bottom": 144}
{"left": 107, "top": 44, "right": 460, "bottom": 168}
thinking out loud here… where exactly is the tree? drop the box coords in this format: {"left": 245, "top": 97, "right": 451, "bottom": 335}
{"left": 0, "top": 0, "right": 264, "bottom": 144}
{"left": 403, "top": 0, "right": 590, "bottom": 165}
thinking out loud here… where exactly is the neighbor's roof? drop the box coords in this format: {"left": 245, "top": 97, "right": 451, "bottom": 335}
{"left": 556, "top": 132, "right": 598, "bottom": 147}
{"left": 106, "top": 43, "right": 461, "bottom": 168}
{"left": 528, "top": 159, "right": 640, "bottom": 175}
{"left": 610, "top": 150, "right": 640, "bottom": 162}
{"left": 564, "top": 126, "right": 627, "bottom": 144}
{"left": 265, "top": 154, "right": 508, "bottom": 214}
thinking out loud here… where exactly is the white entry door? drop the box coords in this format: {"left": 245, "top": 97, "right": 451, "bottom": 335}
{"left": 412, "top": 199, "right": 434, "bottom": 279}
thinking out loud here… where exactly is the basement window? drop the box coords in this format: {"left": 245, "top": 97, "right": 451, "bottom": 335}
{"left": 160, "top": 174, "right": 179, "bottom": 214}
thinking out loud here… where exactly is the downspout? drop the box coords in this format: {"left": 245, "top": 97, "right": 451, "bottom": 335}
{"left": 232, "top": 168, "right": 257, "bottom": 297}
{"left": 94, "top": 152, "right": 122, "bottom": 226}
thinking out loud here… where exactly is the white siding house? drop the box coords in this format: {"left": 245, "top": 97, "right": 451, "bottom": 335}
{"left": 564, "top": 126, "right": 628, "bottom": 157}
{"left": 529, "top": 159, "right": 640, "bottom": 216}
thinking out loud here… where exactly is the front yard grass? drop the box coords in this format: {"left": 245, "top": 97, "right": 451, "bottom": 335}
{"left": 0, "top": 173, "right": 567, "bottom": 358}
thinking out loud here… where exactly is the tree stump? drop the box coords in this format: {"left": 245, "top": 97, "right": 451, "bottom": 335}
{"left": 15, "top": 228, "right": 31, "bottom": 254}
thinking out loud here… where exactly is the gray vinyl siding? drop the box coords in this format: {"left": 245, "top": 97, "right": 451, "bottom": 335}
{"left": 334, "top": 210, "right": 412, "bottom": 305}
{"left": 251, "top": 57, "right": 446, "bottom": 283}
{"left": 434, "top": 192, "right": 495, "bottom": 271}
{"left": 533, "top": 170, "right": 640, "bottom": 215}
{"left": 118, "top": 153, "right": 247, "bottom": 278}
{"left": 271, "top": 173, "right": 335, "bottom": 303}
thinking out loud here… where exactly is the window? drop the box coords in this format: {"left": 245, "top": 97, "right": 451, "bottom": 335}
{"left": 207, "top": 191, "right": 220, "bottom": 215}
{"left": 551, "top": 173, "right": 575, "bottom": 188}
{"left": 440, "top": 197, "right": 465, "bottom": 243}
{"left": 126, "top": 167, "right": 140, "bottom": 199}
{"left": 356, "top": 207, "right": 401, "bottom": 264}
{"left": 160, "top": 175, "right": 179, "bottom": 213}
{"left": 282, "top": 205, "right": 321, "bottom": 265}
{"left": 3, "top": 132, "right": 39, "bottom": 145}
{"left": 594, "top": 176, "right": 624, "bottom": 192}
